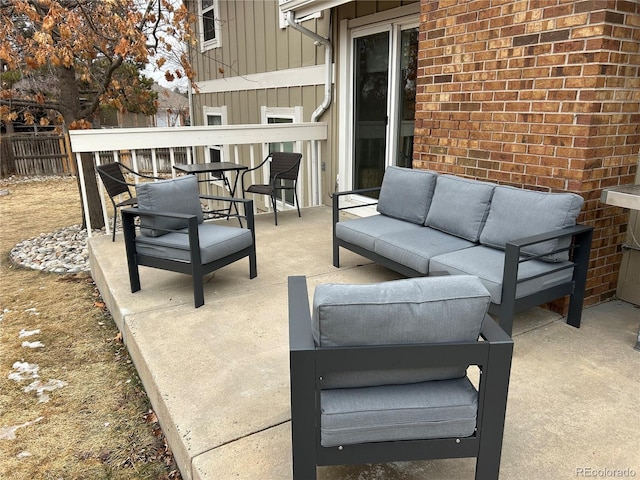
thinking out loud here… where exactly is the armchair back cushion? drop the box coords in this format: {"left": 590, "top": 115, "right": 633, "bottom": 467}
{"left": 312, "top": 276, "right": 491, "bottom": 388}
{"left": 377, "top": 167, "right": 438, "bottom": 225}
{"left": 479, "top": 186, "right": 584, "bottom": 261}
{"left": 136, "top": 175, "right": 204, "bottom": 237}
{"left": 425, "top": 175, "right": 495, "bottom": 242}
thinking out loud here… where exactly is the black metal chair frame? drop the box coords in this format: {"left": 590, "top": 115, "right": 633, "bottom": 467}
{"left": 332, "top": 187, "right": 594, "bottom": 336}
{"left": 96, "top": 162, "right": 163, "bottom": 241}
{"left": 121, "top": 196, "right": 257, "bottom": 308}
{"left": 288, "top": 275, "right": 514, "bottom": 480}
{"left": 241, "top": 152, "right": 303, "bottom": 225}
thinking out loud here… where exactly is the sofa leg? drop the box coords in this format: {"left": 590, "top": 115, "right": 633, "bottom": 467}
{"left": 566, "top": 292, "right": 584, "bottom": 328}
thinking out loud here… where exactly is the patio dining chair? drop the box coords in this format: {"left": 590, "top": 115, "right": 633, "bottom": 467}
{"left": 121, "top": 175, "right": 257, "bottom": 308}
{"left": 288, "top": 274, "right": 514, "bottom": 480}
{"left": 241, "top": 151, "right": 303, "bottom": 225}
{"left": 96, "top": 162, "right": 162, "bottom": 241}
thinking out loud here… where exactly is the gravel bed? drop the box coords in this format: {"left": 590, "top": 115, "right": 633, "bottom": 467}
{"left": 3, "top": 175, "right": 100, "bottom": 274}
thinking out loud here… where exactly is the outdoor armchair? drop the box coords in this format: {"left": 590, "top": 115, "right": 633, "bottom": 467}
{"left": 96, "top": 161, "right": 163, "bottom": 241}
{"left": 122, "top": 175, "right": 257, "bottom": 308}
{"left": 241, "top": 151, "right": 303, "bottom": 225}
{"left": 288, "top": 275, "right": 514, "bottom": 480}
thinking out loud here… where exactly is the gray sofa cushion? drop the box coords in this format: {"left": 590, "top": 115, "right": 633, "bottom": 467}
{"left": 312, "top": 276, "right": 490, "bottom": 388}
{"left": 430, "top": 245, "right": 575, "bottom": 304}
{"left": 479, "top": 186, "right": 584, "bottom": 261}
{"left": 425, "top": 175, "right": 495, "bottom": 242}
{"left": 374, "top": 227, "right": 476, "bottom": 275}
{"left": 335, "top": 214, "right": 423, "bottom": 251}
{"left": 134, "top": 223, "right": 253, "bottom": 264}
{"left": 321, "top": 377, "right": 477, "bottom": 447}
{"left": 377, "top": 167, "right": 438, "bottom": 225}
{"left": 136, "top": 175, "right": 204, "bottom": 237}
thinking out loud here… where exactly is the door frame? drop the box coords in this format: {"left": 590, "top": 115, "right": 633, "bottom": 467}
{"left": 337, "top": 3, "right": 420, "bottom": 213}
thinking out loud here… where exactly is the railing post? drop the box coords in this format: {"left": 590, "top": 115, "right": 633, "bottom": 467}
{"left": 75, "top": 152, "right": 93, "bottom": 237}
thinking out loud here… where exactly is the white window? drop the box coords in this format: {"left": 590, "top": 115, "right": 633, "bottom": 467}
{"left": 199, "top": 0, "right": 221, "bottom": 51}
{"left": 261, "top": 106, "right": 303, "bottom": 155}
{"left": 260, "top": 106, "right": 303, "bottom": 207}
{"left": 203, "top": 106, "right": 229, "bottom": 185}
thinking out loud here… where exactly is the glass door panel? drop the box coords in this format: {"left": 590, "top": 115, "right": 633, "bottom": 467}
{"left": 396, "top": 27, "right": 418, "bottom": 168}
{"left": 353, "top": 31, "right": 389, "bottom": 192}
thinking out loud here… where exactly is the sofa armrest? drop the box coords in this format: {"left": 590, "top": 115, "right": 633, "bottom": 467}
{"left": 500, "top": 223, "right": 593, "bottom": 331}
{"left": 503, "top": 223, "right": 593, "bottom": 275}
{"left": 505, "top": 224, "right": 593, "bottom": 252}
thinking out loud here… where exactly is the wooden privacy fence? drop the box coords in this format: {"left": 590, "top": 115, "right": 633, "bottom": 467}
{"left": 0, "top": 133, "right": 75, "bottom": 177}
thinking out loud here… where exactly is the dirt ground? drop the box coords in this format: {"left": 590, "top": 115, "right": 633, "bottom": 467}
{"left": 0, "top": 177, "right": 180, "bottom": 479}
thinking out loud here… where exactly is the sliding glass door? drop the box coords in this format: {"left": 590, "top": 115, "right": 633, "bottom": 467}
{"left": 350, "top": 24, "right": 418, "bottom": 192}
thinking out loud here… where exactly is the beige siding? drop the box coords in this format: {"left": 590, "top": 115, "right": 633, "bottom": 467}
{"left": 190, "top": 0, "right": 418, "bottom": 204}
{"left": 192, "top": 1, "right": 327, "bottom": 86}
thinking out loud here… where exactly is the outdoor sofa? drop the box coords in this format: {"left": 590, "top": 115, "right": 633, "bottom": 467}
{"left": 332, "top": 167, "right": 594, "bottom": 335}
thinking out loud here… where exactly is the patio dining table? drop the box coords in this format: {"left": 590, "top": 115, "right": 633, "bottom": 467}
{"left": 173, "top": 162, "right": 248, "bottom": 225}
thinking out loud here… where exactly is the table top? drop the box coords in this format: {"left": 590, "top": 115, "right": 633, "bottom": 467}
{"left": 173, "top": 162, "right": 248, "bottom": 174}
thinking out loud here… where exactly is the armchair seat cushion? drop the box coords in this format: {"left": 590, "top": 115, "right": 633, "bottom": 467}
{"left": 430, "top": 245, "right": 574, "bottom": 304}
{"left": 135, "top": 223, "right": 253, "bottom": 264}
{"left": 320, "top": 377, "right": 478, "bottom": 447}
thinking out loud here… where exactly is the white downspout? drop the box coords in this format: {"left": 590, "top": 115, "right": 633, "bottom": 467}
{"left": 286, "top": 11, "right": 333, "bottom": 206}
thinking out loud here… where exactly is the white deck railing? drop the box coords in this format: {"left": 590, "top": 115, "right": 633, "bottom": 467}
{"left": 69, "top": 123, "right": 328, "bottom": 236}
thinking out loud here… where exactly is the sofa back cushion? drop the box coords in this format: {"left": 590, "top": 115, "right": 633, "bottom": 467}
{"left": 312, "top": 276, "right": 490, "bottom": 388}
{"left": 136, "top": 175, "right": 204, "bottom": 237}
{"left": 479, "top": 186, "right": 584, "bottom": 261}
{"left": 377, "top": 166, "right": 438, "bottom": 225}
{"left": 425, "top": 175, "right": 495, "bottom": 242}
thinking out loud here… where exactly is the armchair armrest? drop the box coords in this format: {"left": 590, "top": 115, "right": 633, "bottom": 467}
{"left": 121, "top": 208, "right": 202, "bottom": 251}
{"left": 198, "top": 195, "right": 255, "bottom": 233}
{"left": 118, "top": 162, "right": 163, "bottom": 181}
{"left": 288, "top": 276, "right": 315, "bottom": 353}
{"left": 241, "top": 157, "right": 271, "bottom": 192}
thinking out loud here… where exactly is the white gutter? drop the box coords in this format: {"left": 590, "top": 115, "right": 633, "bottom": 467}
{"left": 286, "top": 10, "right": 333, "bottom": 205}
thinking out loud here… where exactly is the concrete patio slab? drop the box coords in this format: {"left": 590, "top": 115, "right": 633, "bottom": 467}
{"left": 88, "top": 206, "right": 640, "bottom": 480}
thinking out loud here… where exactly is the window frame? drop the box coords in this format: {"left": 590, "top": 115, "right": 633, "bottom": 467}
{"left": 260, "top": 106, "right": 303, "bottom": 208}
{"left": 199, "top": 0, "right": 221, "bottom": 52}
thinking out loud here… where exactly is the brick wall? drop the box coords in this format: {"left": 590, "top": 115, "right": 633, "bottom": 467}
{"left": 414, "top": 0, "right": 640, "bottom": 311}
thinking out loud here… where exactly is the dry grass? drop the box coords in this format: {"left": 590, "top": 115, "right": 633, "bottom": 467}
{"left": 0, "top": 177, "right": 179, "bottom": 479}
